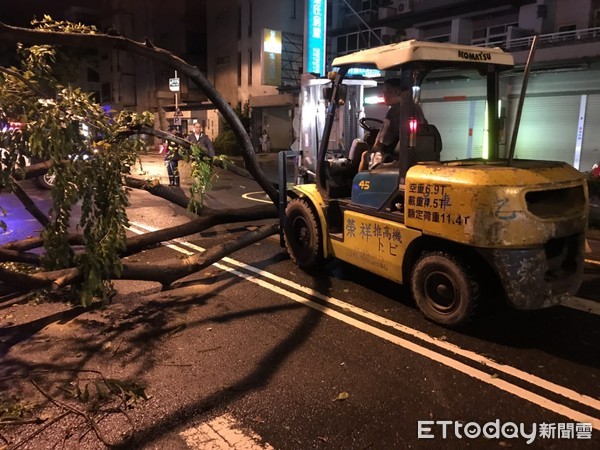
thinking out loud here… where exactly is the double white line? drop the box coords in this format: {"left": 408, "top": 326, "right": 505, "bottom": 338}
{"left": 127, "top": 221, "right": 600, "bottom": 430}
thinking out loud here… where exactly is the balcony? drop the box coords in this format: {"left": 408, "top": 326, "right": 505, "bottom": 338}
{"left": 476, "top": 27, "right": 600, "bottom": 65}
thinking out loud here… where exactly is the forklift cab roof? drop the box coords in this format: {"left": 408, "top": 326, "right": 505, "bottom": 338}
{"left": 331, "top": 39, "right": 515, "bottom": 72}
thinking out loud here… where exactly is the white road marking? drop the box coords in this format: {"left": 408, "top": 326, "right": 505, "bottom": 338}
{"left": 180, "top": 414, "right": 274, "bottom": 450}
{"left": 562, "top": 296, "right": 600, "bottom": 314}
{"left": 126, "top": 222, "right": 600, "bottom": 429}
{"left": 241, "top": 191, "right": 273, "bottom": 204}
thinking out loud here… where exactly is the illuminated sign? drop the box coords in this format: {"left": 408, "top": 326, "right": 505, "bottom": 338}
{"left": 305, "top": 0, "right": 326, "bottom": 75}
{"left": 169, "top": 77, "right": 180, "bottom": 92}
{"left": 263, "top": 29, "right": 282, "bottom": 54}
{"left": 347, "top": 68, "right": 382, "bottom": 78}
{"left": 262, "top": 29, "right": 282, "bottom": 86}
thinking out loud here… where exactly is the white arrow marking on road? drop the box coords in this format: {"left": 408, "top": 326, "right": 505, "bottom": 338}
{"left": 127, "top": 222, "right": 600, "bottom": 430}
{"left": 180, "top": 414, "right": 274, "bottom": 450}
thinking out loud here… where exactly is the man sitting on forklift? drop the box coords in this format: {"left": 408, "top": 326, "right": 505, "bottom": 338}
{"left": 358, "top": 77, "right": 427, "bottom": 172}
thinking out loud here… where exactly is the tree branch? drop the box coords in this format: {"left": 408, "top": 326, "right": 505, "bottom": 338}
{"left": 0, "top": 234, "right": 82, "bottom": 252}
{"left": 10, "top": 177, "right": 50, "bottom": 227}
{"left": 0, "top": 221, "right": 278, "bottom": 289}
{"left": 0, "top": 66, "right": 50, "bottom": 98}
{"left": 0, "top": 21, "right": 280, "bottom": 205}
{"left": 0, "top": 248, "right": 41, "bottom": 265}
{"left": 121, "top": 221, "right": 279, "bottom": 285}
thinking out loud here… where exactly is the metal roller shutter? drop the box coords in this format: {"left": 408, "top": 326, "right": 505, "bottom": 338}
{"left": 506, "top": 95, "right": 580, "bottom": 163}
{"left": 580, "top": 94, "right": 600, "bottom": 172}
{"left": 422, "top": 101, "right": 482, "bottom": 161}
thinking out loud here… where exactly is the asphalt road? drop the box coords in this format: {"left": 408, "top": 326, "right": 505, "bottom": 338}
{"left": 1, "top": 159, "right": 599, "bottom": 449}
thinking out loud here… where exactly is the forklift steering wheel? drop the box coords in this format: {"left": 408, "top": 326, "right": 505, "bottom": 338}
{"left": 359, "top": 117, "right": 384, "bottom": 134}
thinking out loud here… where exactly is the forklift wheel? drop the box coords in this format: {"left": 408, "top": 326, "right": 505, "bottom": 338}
{"left": 411, "top": 251, "right": 478, "bottom": 327}
{"left": 283, "top": 198, "right": 323, "bottom": 269}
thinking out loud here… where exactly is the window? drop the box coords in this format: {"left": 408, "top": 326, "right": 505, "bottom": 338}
{"left": 237, "top": 52, "right": 242, "bottom": 86}
{"left": 471, "top": 22, "right": 517, "bottom": 46}
{"left": 87, "top": 68, "right": 100, "bottom": 83}
{"left": 337, "top": 36, "right": 347, "bottom": 53}
{"left": 101, "top": 82, "right": 111, "bottom": 103}
{"left": 248, "top": 50, "right": 252, "bottom": 86}
{"left": 348, "top": 33, "right": 358, "bottom": 51}
{"left": 557, "top": 24, "right": 576, "bottom": 32}
{"left": 248, "top": 1, "right": 253, "bottom": 37}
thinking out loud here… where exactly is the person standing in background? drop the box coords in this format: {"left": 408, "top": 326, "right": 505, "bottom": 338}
{"left": 162, "top": 139, "right": 182, "bottom": 186}
{"left": 187, "top": 122, "right": 214, "bottom": 157}
{"left": 259, "top": 129, "right": 271, "bottom": 153}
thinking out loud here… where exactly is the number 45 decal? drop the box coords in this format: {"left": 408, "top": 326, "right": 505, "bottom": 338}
{"left": 359, "top": 180, "right": 370, "bottom": 190}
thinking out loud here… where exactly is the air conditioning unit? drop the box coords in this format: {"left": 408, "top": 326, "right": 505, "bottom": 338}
{"left": 378, "top": 6, "right": 397, "bottom": 20}
{"left": 397, "top": 0, "right": 412, "bottom": 14}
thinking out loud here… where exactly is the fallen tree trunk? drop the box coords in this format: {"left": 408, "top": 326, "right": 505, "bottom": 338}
{"left": 121, "top": 221, "right": 279, "bottom": 285}
{"left": 123, "top": 203, "right": 278, "bottom": 256}
{"left": 0, "top": 222, "right": 279, "bottom": 289}
{"left": 0, "top": 234, "right": 83, "bottom": 252}
{"left": 0, "top": 248, "right": 41, "bottom": 265}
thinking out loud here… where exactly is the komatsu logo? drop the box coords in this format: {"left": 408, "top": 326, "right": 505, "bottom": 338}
{"left": 458, "top": 50, "right": 492, "bottom": 61}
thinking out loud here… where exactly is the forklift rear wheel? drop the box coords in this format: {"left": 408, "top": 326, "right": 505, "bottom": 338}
{"left": 411, "top": 251, "right": 478, "bottom": 326}
{"left": 284, "top": 198, "right": 323, "bottom": 269}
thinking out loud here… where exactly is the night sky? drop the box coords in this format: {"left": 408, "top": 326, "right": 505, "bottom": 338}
{"left": 0, "top": 0, "right": 99, "bottom": 26}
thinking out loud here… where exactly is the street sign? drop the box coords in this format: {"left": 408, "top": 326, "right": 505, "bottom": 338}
{"left": 173, "top": 117, "right": 182, "bottom": 126}
{"left": 169, "top": 78, "right": 180, "bottom": 92}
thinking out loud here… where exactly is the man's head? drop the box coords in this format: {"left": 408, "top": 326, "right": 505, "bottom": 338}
{"left": 382, "top": 78, "right": 404, "bottom": 106}
{"left": 193, "top": 122, "right": 202, "bottom": 134}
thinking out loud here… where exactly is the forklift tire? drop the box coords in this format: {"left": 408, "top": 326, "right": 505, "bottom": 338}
{"left": 283, "top": 198, "right": 323, "bottom": 269}
{"left": 411, "top": 251, "right": 478, "bottom": 327}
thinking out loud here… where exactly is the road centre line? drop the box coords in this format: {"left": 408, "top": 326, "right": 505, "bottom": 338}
{"left": 127, "top": 222, "right": 600, "bottom": 413}
{"left": 127, "top": 222, "right": 600, "bottom": 427}
{"left": 127, "top": 223, "right": 600, "bottom": 429}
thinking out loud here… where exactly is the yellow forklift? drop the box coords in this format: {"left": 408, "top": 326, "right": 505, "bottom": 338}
{"left": 279, "top": 40, "right": 588, "bottom": 326}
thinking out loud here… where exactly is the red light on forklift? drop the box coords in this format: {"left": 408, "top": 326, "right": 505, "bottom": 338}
{"left": 409, "top": 118, "right": 418, "bottom": 133}
{"left": 408, "top": 117, "right": 418, "bottom": 147}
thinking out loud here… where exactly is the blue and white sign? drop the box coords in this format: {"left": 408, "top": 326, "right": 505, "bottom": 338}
{"left": 305, "top": 0, "right": 327, "bottom": 75}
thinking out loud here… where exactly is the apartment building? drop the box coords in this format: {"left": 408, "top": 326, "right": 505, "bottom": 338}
{"left": 7, "top": 1, "right": 597, "bottom": 167}
{"left": 328, "top": 0, "right": 600, "bottom": 170}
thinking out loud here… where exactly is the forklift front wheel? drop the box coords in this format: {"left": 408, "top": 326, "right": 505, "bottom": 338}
{"left": 283, "top": 198, "right": 323, "bottom": 269}
{"left": 411, "top": 251, "right": 478, "bottom": 327}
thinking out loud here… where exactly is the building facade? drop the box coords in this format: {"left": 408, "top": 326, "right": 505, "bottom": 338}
{"left": 9, "top": 0, "right": 597, "bottom": 167}
{"left": 206, "top": 0, "right": 305, "bottom": 151}
{"left": 205, "top": 0, "right": 600, "bottom": 169}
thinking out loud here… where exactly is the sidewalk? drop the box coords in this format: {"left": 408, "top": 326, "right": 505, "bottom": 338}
{"left": 135, "top": 151, "right": 279, "bottom": 188}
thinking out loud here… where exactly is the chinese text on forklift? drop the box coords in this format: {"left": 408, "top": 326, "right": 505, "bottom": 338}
{"left": 279, "top": 39, "right": 588, "bottom": 327}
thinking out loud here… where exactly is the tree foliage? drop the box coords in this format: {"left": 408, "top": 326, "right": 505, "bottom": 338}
{"left": 1, "top": 18, "right": 156, "bottom": 304}
{"left": 0, "top": 16, "right": 279, "bottom": 306}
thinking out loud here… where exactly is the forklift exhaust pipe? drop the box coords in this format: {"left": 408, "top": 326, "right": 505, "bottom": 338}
{"left": 507, "top": 34, "right": 539, "bottom": 166}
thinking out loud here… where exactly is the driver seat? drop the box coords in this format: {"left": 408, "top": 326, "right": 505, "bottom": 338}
{"left": 325, "top": 138, "right": 368, "bottom": 198}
